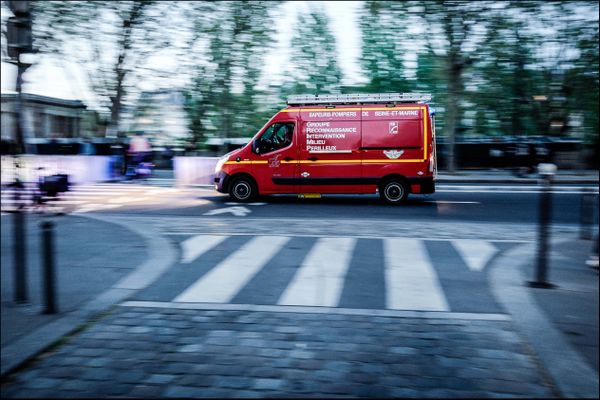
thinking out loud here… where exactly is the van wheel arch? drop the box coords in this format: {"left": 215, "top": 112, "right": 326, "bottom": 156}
{"left": 379, "top": 175, "right": 410, "bottom": 204}
{"left": 227, "top": 173, "right": 259, "bottom": 202}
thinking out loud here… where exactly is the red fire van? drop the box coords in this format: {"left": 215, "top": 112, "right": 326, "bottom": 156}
{"left": 214, "top": 93, "right": 437, "bottom": 204}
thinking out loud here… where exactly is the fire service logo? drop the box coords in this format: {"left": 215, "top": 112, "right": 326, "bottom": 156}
{"left": 268, "top": 155, "right": 280, "bottom": 168}
{"left": 383, "top": 150, "right": 404, "bottom": 159}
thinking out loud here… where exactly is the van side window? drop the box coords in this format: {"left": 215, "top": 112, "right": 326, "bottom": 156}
{"left": 258, "top": 122, "right": 294, "bottom": 153}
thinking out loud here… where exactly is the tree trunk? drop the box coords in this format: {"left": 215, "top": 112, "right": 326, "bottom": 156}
{"left": 445, "top": 63, "right": 461, "bottom": 174}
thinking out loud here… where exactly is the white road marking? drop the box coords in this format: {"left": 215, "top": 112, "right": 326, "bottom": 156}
{"left": 175, "top": 236, "right": 290, "bottom": 303}
{"left": 424, "top": 200, "right": 480, "bottom": 204}
{"left": 451, "top": 239, "right": 498, "bottom": 272}
{"left": 225, "top": 202, "right": 267, "bottom": 206}
{"left": 180, "top": 235, "right": 227, "bottom": 264}
{"left": 203, "top": 206, "right": 251, "bottom": 217}
{"left": 108, "top": 197, "right": 147, "bottom": 204}
{"left": 72, "top": 204, "right": 121, "bottom": 213}
{"left": 384, "top": 238, "right": 449, "bottom": 311}
{"left": 278, "top": 237, "right": 356, "bottom": 307}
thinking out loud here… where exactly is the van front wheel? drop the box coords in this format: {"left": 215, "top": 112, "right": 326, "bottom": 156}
{"left": 380, "top": 178, "right": 409, "bottom": 204}
{"left": 229, "top": 176, "right": 257, "bottom": 202}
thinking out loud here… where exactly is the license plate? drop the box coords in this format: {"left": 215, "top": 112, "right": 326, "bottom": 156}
{"left": 298, "top": 193, "right": 321, "bottom": 199}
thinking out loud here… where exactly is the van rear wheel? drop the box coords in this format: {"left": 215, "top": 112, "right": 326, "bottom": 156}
{"left": 380, "top": 178, "right": 409, "bottom": 204}
{"left": 229, "top": 176, "right": 257, "bottom": 203}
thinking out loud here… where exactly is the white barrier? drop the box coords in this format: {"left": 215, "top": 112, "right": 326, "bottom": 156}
{"left": 1, "top": 155, "right": 114, "bottom": 185}
{"left": 173, "top": 156, "right": 219, "bottom": 187}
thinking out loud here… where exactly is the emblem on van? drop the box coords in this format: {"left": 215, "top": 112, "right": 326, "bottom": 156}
{"left": 268, "top": 155, "right": 280, "bottom": 168}
{"left": 389, "top": 121, "right": 398, "bottom": 134}
{"left": 383, "top": 150, "right": 404, "bottom": 159}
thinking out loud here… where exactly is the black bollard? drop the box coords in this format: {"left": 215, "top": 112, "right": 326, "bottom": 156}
{"left": 579, "top": 187, "right": 594, "bottom": 240}
{"left": 13, "top": 210, "right": 27, "bottom": 303}
{"left": 41, "top": 221, "right": 58, "bottom": 314}
{"left": 529, "top": 168, "right": 556, "bottom": 289}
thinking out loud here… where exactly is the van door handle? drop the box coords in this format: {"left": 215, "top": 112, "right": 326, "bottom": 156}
{"left": 307, "top": 157, "right": 318, "bottom": 161}
{"left": 283, "top": 157, "right": 294, "bottom": 161}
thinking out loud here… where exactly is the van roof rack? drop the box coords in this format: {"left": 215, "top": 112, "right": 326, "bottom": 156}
{"left": 287, "top": 93, "right": 432, "bottom": 106}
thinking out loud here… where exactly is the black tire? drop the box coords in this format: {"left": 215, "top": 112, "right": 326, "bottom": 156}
{"left": 379, "top": 178, "right": 409, "bottom": 204}
{"left": 228, "top": 176, "right": 257, "bottom": 203}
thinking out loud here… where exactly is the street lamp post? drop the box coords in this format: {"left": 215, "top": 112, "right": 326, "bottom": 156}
{"left": 7, "top": 0, "right": 35, "bottom": 304}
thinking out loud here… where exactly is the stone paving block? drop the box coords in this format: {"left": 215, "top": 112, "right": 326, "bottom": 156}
{"left": 23, "top": 377, "right": 63, "bottom": 390}
{"left": 291, "top": 359, "right": 322, "bottom": 370}
{"left": 144, "top": 374, "right": 177, "bottom": 385}
{"left": 248, "top": 367, "right": 284, "bottom": 379}
{"left": 54, "top": 356, "right": 88, "bottom": 366}
{"left": 390, "top": 346, "right": 419, "bottom": 355}
{"left": 79, "top": 368, "right": 115, "bottom": 381}
{"left": 176, "top": 343, "right": 204, "bottom": 353}
{"left": 83, "top": 357, "right": 112, "bottom": 368}
{"left": 45, "top": 366, "right": 86, "bottom": 379}
{"left": 126, "top": 384, "right": 165, "bottom": 398}
{"left": 390, "top": 387, "right": 421, "bottom": 398}
{"left": 214, "top": 376, "right": 254, "bottom": 389}
{"left": 288, "top": 349, "right": 315, "bottom": 359}
{"left": 127, "top": 326, "right": 153, "bottom": 334}
{"left": 176, "top": 374, "right": 216, "bottom": 387}
{"left": 229, "top": 390, "right": 265, "bottom": 398}
{"left": 257, "top": 348, "right": 286, "bottom": 358}
{"left": 115, "top": 370, "right": 146, "bottom": 384}
{"left": 252, "top": 378, "right": 285, "bottom": 390}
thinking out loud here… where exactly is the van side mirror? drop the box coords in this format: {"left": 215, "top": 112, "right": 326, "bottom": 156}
{"left": 252, "top": 139, "right": 260, "bottom": 154}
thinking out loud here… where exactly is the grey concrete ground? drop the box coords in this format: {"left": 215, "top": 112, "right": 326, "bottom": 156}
{"left": 0, "top": 170, "right": 598, "bottom": 398}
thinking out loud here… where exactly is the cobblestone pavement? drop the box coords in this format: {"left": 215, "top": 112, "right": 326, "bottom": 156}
{"left": 1, "top": 305, "right": 556, "bottom": 398}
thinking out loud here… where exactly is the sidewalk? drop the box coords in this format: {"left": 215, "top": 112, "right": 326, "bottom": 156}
{"left": 1, "top": 214, "right": 599, "bottom": 397}
{"left": 0, "top": 213, "right": 153, "bottom": 375}
{"left": 435, "top": 169, "right": 599, "bottom": 185}
{"left": 490, "top": 235, "right": 599, "bottom": 398}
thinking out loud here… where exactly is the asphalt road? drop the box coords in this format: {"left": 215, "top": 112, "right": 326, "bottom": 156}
{"left": 105, "top": 183, "right": 599, "bottom": 226}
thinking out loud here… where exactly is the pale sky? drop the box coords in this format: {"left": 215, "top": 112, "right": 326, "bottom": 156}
{"left": 1, "top": 1, "right": 365, "bottom": 110}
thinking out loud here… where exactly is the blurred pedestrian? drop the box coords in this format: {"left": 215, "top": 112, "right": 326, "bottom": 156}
{"left": 127, "top": 132, "right": 151, "bottom": 179}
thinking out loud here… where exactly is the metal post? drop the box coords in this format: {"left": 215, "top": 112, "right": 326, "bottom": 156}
{"left": 13, "top": 210, "right": 27, "bottom": 303}
{"left": 12, "top": 58, "right": 28, "bottom": 304}
{"left": 41, "top": 221, "right": 57, "bottom": 314}
{"left": 529, "top": 164, "right": 556, "bottom": 289}
{"left": 580, "top": 187, "right": 594, "bottom": 240}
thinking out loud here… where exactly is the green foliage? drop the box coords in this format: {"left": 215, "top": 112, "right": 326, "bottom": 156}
{"left": 282, "top": 7, "right": 343, "bottom": 96}
{"left": 183, "top": 1, "right": 276, "bottom": 145}
{"left": 359, "top": 1, "right": 411, "bottom": 93}
{"left": 30, "top": 0, "right": 175, "bottom": 132}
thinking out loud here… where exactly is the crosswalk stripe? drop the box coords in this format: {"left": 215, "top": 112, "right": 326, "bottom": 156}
{"left": 384, "top": 238, "right": 449, "bottom": 311}
{"left": 174, "top": 236, "right": 291, "bottom": 303}
{"left": 278, "top": 237, "right": 356, "bottom": 307}
{"left": 180, "top": 235, "right": 228, "bottom": 264}
{"left": 451, "top": 239, "right": 498, "bottom": 272}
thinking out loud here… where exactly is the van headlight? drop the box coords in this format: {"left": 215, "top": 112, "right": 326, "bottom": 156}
{"left": 215, "top": 156, "right": 227, "bottom": 173}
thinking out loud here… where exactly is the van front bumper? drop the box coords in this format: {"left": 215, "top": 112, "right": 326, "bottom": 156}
{"left": 214, "top": 172, "right": 229, "bottom": 193}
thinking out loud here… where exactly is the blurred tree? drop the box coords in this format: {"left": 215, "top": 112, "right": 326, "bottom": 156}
{"left": 359, "top": 1, "right": 410, "bottom": 93}
{"left": 183, "top": 1, "right": 276, "bottom": 150}
{"left": 281, "top": 7, "right": 343, "bottom": 96}
{"left": 30, "top": 0, "right": 176, "bottom": 137}
{"left": 414, "top": 0, "right": 492, "bottom": 173}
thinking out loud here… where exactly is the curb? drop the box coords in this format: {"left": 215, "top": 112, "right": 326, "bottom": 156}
{"left": 0, "top": 214, "right": 177, "bottom": 377}
{"left": 436, "top": 178, "right": 599, "bottom": 185}
{"left": 489, "top": 238, "right": 599, "bottom": 398}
